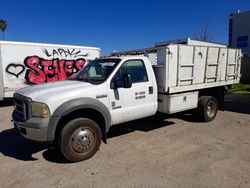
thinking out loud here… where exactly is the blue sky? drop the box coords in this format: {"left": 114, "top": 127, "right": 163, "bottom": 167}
{"left": 0, "top": 0, "right": 250, "bottom": 54}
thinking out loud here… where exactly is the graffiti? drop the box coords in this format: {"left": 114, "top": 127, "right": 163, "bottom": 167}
{"left": 6, "top": 63, "right": 25, "bottom": 78}
{"left": 5, "top": 47, "right": 89, "bottom": 84}
{"left": 24, "top": 56, "right": 86, "bottom": 84}
{"left": 43, "top": 48, "right": 88, "bottom": 58}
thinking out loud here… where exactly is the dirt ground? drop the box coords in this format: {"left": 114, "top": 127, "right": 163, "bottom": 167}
{"left": 0, "top": 93, "right": 250, "bottom": 188}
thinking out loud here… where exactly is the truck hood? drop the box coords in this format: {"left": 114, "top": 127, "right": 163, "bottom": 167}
{"left": 17, "top": 80, "right": 94, "bottom": 99}
{"left": 16, "top": 80, "right": 107, "bottom": 111}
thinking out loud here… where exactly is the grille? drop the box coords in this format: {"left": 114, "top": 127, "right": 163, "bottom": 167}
{"left": 13, "top": 94, "right": 31, "bottom": 122}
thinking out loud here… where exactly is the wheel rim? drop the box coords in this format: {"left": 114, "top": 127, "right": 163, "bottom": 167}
{"left": 206, "top": 100, "right": 216, "bottom": 118}
{"left": 70, "top": 127, "right": 96, "bottom": 154}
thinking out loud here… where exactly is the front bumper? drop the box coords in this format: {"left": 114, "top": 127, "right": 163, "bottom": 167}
{"left": 12, "top": 111, "right": 50, "bottom": 142}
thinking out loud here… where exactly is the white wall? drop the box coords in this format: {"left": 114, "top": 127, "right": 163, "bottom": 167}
{"left": 0, "top": 41, "right": 100, "bottom": 98}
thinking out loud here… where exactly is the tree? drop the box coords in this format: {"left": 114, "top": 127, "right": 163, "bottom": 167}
{"left": 193, "top": 22, "right": 214, "bottom": 42}
{"left": 0, "top": 19, "right": 7, "bottom": 40}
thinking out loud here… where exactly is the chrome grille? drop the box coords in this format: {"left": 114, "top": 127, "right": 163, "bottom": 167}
{"left": 13, "top": 94, "right": 31, "bottom": 122}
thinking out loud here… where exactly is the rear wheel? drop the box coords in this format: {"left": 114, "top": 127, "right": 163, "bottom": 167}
{"left": 59, "top": 118, "right": 102, "bottom": 162}
{"left": 198, "top": 96, "right": 218, "bottom": 122}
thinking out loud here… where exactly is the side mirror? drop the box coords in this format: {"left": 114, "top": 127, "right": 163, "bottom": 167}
{"left": 111, "top": 73, "right": 132, "bottom": 89}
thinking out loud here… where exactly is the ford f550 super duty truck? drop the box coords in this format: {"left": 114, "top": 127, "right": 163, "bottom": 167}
{"left": 12, "top": 44, "right": 241, "bottom": 162}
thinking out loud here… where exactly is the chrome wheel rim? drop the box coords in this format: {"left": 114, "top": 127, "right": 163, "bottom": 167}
{"left": 206, "top": 100, "right": 216, "bottom": 118}
{"left": 70, "top": 127, "right": 95, "bottom": 154}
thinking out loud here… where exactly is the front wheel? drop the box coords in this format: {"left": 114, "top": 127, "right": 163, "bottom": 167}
{"left": 198, "top": 96, "right": 218, "bottom": 122}
{"left": 59, "top": 118, "right": 102, "bottom": 162}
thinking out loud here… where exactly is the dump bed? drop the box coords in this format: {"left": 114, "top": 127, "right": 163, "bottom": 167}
{"left": 153, "top": 44, "right": 241, "bottom": 94}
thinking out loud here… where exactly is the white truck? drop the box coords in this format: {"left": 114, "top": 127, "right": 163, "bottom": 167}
{"left": 12, "top": 43, "right": 241, "bottom": 162}
{"left": 0, "top": 41, "right": 100, "bottom": 100}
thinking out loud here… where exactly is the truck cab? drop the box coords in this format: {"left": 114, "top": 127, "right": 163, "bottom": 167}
{"left": 12, "top": 56, "right": 158, "bottom": 162}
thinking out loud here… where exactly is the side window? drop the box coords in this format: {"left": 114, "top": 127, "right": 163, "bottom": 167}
{"left": 237, "top": 36, "right": 248, "bottom": 48}
{"left": 115, "top": 60, "right": 148, "bottom": 83}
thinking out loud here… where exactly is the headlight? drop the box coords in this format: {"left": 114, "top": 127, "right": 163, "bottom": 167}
{"left": 31, "top": 102, "right": 51, "bottom": 118}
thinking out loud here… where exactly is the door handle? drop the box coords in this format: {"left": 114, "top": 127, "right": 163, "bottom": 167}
{"left": 149, "top": 86, "right": 153, "bottom": 94}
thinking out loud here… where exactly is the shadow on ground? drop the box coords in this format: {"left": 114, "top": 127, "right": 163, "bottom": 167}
{"left": 0, "top": 128, "right": 68, "bottom": 163}
{"left": 0, "top": 128, "right": 47, "bottom": 161}
{"left": 0, "top": 98, "right": 13, "bottom": 107}
{"left": 107, "top": 114, "right": 175, "bottom": 139}
{"left": 224, "top": 93, "right": 250, "bottom": 114}
{"left": 0, "top": 116, "right": 175, "bottom": 163}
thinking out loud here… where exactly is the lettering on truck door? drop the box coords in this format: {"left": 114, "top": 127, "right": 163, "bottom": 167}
{"left": 108, "top": 59, "right": 155, "bottom": 125}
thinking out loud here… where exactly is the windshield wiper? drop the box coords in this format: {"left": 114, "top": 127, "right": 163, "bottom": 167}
{"left": 72, "top": 77, "right": 91, "bottom": 82}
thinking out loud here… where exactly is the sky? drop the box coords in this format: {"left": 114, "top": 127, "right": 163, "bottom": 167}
{"left": 0, "top": 0, "right": 250, "bottom": 55}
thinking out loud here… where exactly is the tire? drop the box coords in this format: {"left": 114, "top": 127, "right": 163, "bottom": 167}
{"left": 198, "top": 96, "right": 218, "bottom": 122}
{"left": 59, "top": 118, "right": 102, "bottom": 162}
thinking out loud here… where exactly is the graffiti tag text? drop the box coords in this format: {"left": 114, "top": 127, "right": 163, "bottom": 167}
{"left": 43, "top": 48, "right": 88, "bottom": 58}
{"left": 24, "top": 56, "right": 86, "bottom": 84}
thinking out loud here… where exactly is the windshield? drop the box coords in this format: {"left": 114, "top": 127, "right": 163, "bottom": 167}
{"left": 73, "top": 58, "right": 121, "bottom": 84}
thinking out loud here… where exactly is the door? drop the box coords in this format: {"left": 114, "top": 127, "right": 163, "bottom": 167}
{"left": 108, "top": 59, "right": 156, "bottom": 125}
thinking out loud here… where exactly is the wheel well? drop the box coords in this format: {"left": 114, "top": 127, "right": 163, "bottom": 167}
{"left": 198, "top": 86, "right": 227, "bottom": 110}
{"left": 55, "top": 108, "right": 107, "bottom": 143}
